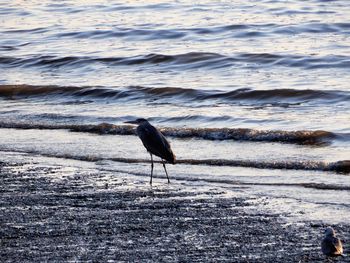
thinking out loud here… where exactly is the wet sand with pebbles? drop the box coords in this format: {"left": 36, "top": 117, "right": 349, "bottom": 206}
{"left": 1, "top": 153, "right": 349, "bottom": 262}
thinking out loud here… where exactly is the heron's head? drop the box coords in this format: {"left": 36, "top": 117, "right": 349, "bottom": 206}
{"left": 324, "top": 227, "right": 336, "bottom": 237}
{"left": 124, "top": 118, "right": 148, "bottom": 125}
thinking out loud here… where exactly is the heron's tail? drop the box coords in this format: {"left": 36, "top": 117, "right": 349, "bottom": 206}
{"left": 167, "top": 152, "right": 176, "bottom": 164}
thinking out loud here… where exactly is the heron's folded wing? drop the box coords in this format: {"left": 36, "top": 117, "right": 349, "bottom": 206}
{"left": 137, "top": 125, "right": 173, "bottom": 161}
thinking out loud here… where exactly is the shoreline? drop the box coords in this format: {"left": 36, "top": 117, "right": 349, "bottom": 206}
{"left": 0, "top": 158, "right": 349, "bottom": 262}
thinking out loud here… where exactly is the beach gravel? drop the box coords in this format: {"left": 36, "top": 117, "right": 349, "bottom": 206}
{"left": 0, "top": 160, "right": 349, "bottom": 262}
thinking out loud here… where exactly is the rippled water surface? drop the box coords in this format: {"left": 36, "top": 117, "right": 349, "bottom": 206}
{"left": 0, "top": 0, "right": 349, "bottom": 223}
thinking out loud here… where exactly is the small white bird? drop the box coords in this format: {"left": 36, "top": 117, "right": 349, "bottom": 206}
{"left": 321, "top": 227, "right": 343, "bottom": 257}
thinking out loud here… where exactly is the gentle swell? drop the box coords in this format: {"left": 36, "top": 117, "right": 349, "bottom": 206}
{"left": 1, "top": 52, "right": 350, "bottom": 70}
{"left": 0, "top": 121, "right": 339, "bottom": 145}
{"left": 6, "top": 22, "right": 349, "bottom": 42}
{"left": 0, "top": 85, "right": 348, "bottom": 104}
{"left": 52, "top": 23, "right": 350, "bottom": 41}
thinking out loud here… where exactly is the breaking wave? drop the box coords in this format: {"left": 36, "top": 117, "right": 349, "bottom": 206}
{"left": 1, "top": 149, "right": 349, "bottom": 174}
{"left": 0, "top": 121, "right": 341, "bottom": 145}
{"left": 176, "top": 159, "right": 350, "bottom": 174}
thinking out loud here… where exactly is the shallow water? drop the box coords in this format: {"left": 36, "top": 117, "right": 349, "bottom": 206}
{"left": 0, "top": 1, "right": 349, "bottom": 223}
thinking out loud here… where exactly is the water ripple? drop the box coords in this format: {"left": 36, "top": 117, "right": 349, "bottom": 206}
{"left": 1, "top": 52, "right": 350, "bottom": 70}
{"left": 41, "top": 22, "right": 350, "bottom": 42}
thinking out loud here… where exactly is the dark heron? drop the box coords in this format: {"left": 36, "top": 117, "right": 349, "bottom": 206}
{"left": 321, "top": 227, "right": 343, "bottom": 257}
{"left": 124, "top": 118, "right": 176, "bottom": 184}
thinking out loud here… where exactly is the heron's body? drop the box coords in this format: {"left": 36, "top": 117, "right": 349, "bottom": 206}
{"left": 136, "top": 122, "right": 175, "bottom": 164}
{"left": 321, "top": 227, "right": 343, "bottom": 257}
{"left": 125, "top": 118, "right": 175, "bottom": 184}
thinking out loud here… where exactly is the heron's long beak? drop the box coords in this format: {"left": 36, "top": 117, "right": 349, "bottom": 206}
{"left": 124, "top": 120, "right": 138, "bottom": 124}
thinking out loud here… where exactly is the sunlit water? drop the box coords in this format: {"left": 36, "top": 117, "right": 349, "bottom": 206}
{"left": 0, "top": 0, "right": 349, "bottom": 223}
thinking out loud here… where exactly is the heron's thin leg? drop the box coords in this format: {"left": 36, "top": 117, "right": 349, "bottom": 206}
{"left": 162, "top": 161, "right": 170, "bottom": 184}
{"left": 150, "top": 153, "right": 154, "bottom": 185}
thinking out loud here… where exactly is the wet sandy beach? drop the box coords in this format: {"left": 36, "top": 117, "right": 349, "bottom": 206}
{"left": 1, "top": 154, "right": 349, "bottom": 262}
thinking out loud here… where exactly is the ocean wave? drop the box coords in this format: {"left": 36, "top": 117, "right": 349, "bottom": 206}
{"left": 1, "top": 149, "right": 349, "bottom": 174}
{"left": 0, "top": 121, "right": 342, "bottom": 145}
{"left": 3, "top": 27, "right": 49, "bottom": 34}
{"left": 56, "top": 28, "right": 187, "bottom": 40}
{"left": 181, "top": 179, "right": 350, "bottom": 191}
{"left": 1, "top": 52, "right": 350, "bottom": 70}
{"left": 270, "top": 22, "right": 350, "bottom": 34}
{"left": 176, "top": 159, "right": 350, "bottom": 174}
{"left": 48, "top": 22, "right": 350, "bottom": 41}
{"left": 0, "top": 85, "right": 348, "bottom": 105}
{"left": 0, "top": 52, "right": 228, "bottom": 69}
